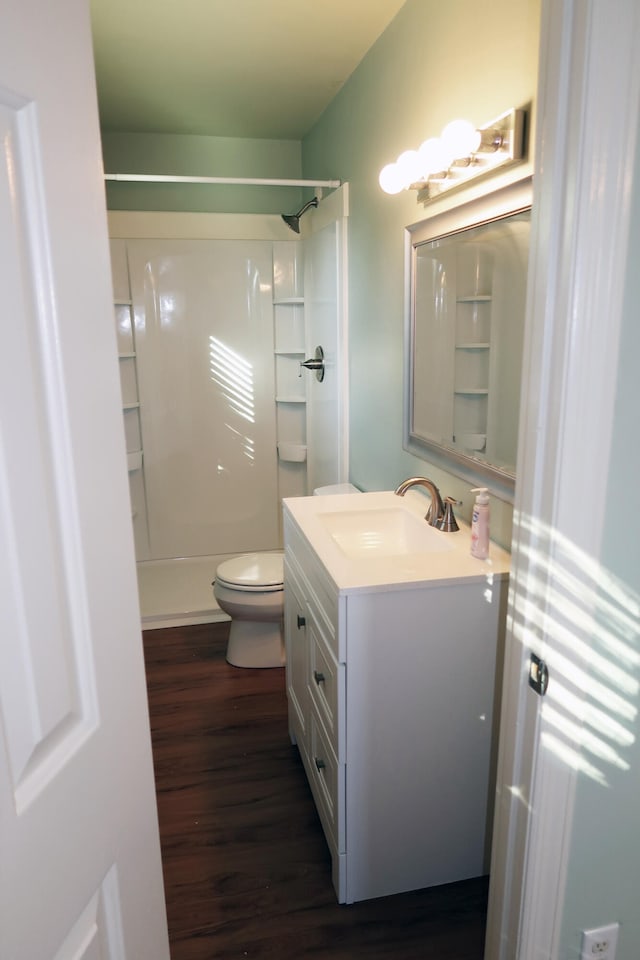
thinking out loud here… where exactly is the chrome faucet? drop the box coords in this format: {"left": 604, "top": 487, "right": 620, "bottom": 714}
{"left": 394, "top": 476, "right": 446, "bottom": 527}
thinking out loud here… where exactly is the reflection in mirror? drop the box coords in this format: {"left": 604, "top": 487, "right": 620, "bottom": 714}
{"left": 404, "top": 178, "right": 532, "bottom": 500}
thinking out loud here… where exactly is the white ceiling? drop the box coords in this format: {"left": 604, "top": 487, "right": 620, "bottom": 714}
{"left": 90, "top": 0, "right": 407, "bottom": 140}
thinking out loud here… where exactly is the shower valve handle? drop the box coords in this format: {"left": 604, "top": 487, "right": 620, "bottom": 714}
{"left": 299, "top": 346, "right": 325, "bottom": 382}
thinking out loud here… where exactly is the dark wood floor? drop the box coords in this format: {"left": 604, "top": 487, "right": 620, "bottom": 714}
{"left": 143, "top": 622, "right": 489, "bottom": 959}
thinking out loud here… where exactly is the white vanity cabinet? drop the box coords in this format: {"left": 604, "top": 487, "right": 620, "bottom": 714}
{"left": 283, "top": 498, "right": 508, "bottom": 905}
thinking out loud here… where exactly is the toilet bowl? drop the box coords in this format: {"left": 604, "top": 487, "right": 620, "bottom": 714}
{"left": 213, "top": 552, "right": 284, "bottom": 668}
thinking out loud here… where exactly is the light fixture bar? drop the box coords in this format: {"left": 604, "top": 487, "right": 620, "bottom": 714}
{"left": 378, "top": 107, "right": 526, "bottom": 203}
{"left": 104, "top": 173, "right": 341, "bottom": 188}
{"left": 416, "top": 108, "right": 525, "bottom": 202}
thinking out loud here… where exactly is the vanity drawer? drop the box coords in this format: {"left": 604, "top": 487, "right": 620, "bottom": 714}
{"left": 308, "top": 709, "right": 345, "bottom": 854}
{"left": 308, "top": 622, "right": 344, "bottom": 759}
{"left": 284, "top": 511, "right": 343, "bottom": 661}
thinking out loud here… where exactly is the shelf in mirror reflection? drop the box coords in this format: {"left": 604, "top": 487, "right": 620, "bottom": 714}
{"left": 456, "top": 295, "right": 492, "bottom": 302}
{"left": 454, "top": 433, "right": 486, "bottom": 452}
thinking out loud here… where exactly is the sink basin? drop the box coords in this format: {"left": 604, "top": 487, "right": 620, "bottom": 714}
{"left": 318, "top": 507, "right": 454, "bottom": 559}
{"left": 284, "top": 489, "right": 512, "bottom": 590}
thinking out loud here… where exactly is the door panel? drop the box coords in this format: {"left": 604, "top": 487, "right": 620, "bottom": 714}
{"left": 304, "top": 187, "right": 349, "bottom": 491}
{"left": 0, "top": 97, "right": 98, "bottom": 809}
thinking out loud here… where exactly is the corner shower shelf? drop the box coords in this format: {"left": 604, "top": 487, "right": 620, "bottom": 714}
{"left": 119, "top": 352, "right": 137, "bottom": 359}
{"left": 274, "top": 349, "right": 305, "bottom": 356}
{"left": 122, "top": 401, "right": 141, "bottom": 410}
{"left": 114, "top": 299, "right": 133, "bottom": 306}
{"left": 277, "top": 442, "right": 307, "bottom": 463}
{"left": 454, "top": 388, "right": 489, "bottom": 395}
{"left": 273, "top": 297, "right": 304, "bottom": 305}
{"left": 456, "top": 295, "right": 492, "bottom": 303}
{"left": 276, "top": 396, "right": 306, "bottom": 404}
{"left": 456, "top": 342, "right": 490, "bottom": 350}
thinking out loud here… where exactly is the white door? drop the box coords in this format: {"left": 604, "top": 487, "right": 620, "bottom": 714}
{"left": 303, "top": 186, "right": 349, "bottom": 492}
{"left": 0, "top": 2, "right": 170, "bottom": 959}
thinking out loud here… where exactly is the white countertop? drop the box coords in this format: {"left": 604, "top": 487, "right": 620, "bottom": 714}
{"left": 283, "top": 490, "right": 512, "bottom": 593}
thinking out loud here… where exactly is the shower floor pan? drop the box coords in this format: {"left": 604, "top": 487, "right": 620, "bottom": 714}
{"left": 137, "top": 555, "right": 231, "bottom": 630}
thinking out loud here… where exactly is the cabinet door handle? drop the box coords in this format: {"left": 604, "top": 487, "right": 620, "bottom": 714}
{"left": 314, "top": 757, "right": 326, "bottom": 771}
{"left": 313, "top": 670, "right": 325, "bottom": 685}
{"left": 297, "top": 614, "right": 306, "bottom": 629}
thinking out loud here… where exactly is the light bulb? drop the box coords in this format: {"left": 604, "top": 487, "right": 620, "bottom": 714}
{"left": 417, "top": 138, "right": 450, "bottom": 176}
{"left": 440, "top": 119, "right": 481, "bottom": 159}
{"left": 378, "top": 162, "right": 404, "bottom": 195}
{"left": 396, "top": 150, "right": 423, "bottom": 188}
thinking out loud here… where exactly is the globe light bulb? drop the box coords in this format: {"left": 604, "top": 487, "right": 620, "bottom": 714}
{"left": 440, "top": 119, "right": 481, "bottom": 159}
{"left": 417, "top": 137, "right": 450, "bottom": 177}
{"left": 396, "top": 149, "right": 423, "bottom": 188}
{"left": 378, "top": 162, "right": 404, "bottom": 195}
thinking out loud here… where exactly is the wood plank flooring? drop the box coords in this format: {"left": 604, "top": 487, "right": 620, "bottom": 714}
{"left": 143, "top": 622, "right": 489, "bottom": 959}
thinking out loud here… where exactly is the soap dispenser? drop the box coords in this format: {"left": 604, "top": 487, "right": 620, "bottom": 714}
{"left": 470, "top": 488, "right": 490, "bottom": 559}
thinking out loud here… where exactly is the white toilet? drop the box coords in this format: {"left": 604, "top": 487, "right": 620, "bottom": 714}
{"left": 214, "top": 485, "right": 360, "bottom": 668}
{"left": 213, "top": 552, "right": 285, "bottom": 668}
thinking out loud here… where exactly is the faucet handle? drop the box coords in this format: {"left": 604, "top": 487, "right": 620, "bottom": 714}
{"left": 438, "top": 496, "right": 461, "bottom": 532}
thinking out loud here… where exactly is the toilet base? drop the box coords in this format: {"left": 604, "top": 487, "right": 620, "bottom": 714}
{"left": 226, "top": 619, "right": 284, "bottom": 668}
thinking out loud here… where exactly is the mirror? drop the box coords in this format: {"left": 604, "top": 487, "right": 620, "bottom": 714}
{"left": 404, "top": 177, "right": 532, "bottom": 500}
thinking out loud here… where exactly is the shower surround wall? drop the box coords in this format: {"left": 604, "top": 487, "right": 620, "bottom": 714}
{"left": 110, "top": 225, "right": 307, "bottom": 627}
{"left": 130, "top": 239, "right": 279, "bottom": 558}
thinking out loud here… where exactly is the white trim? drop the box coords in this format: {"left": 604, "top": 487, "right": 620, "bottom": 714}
{"left": 305, "top": 181, "right": 348, "bottom": 233}
{"left": 338, "top": 186, "right": 349, "bottom": 485}
{"left": 307, "top": 184, "right": 350, "bottom": 484}
{"left": 305, "top": 185, "right": 350, "bottom": 487}
{"left": 486, "top": 1, "right": 640, "bottom": 958}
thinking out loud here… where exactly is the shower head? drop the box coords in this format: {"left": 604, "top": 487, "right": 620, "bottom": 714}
{"left": 281, "top": 197, "right": 319, "bottom": 233}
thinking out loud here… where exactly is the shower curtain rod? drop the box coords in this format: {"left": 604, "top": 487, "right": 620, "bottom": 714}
{"left": 104, "top": 173, "right": 341, "bottom": 188}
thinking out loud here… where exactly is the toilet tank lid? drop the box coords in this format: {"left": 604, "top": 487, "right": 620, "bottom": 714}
{"left": 215, "top": 552, "right": 284, "bottom": 588}
{"left": 313, "top": 483, "right": 360, "bottom": 495}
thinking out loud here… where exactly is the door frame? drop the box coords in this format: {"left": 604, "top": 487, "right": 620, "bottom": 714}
{"left": 485, "top": 1, "right": 640, "bottom": 956}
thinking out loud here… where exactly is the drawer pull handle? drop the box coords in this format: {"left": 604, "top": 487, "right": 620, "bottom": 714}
{"left": 297, "top": 614, "right": 306, "bottom": 629}
{"left": 314, "top": 757, "right": 326, "bottom": 771}
{"left": 313, "top": 670, "right": 325, "bottom": 685}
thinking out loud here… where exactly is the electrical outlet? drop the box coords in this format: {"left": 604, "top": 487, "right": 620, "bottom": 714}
{"left": 581, "top": 923, "right": 619, "bottom": 960}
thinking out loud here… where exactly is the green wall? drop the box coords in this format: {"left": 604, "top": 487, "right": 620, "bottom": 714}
{"left": 102, "top": 130, "right": 303, "bottom": 213}
{"left": 302, "top": 0, "right": 540, "bottom": 545}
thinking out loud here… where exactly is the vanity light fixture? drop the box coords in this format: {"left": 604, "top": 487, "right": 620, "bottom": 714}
{"left": 378, "top": 108, "right": 525, "bottom": 202}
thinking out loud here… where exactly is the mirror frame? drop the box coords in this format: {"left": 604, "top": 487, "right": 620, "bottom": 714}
{"left": 403, "top": 176, "right": 532, "bottom": 502}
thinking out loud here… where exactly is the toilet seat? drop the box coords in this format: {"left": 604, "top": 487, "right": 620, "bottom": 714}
{"left": 215, "top": 552, "right": 283, "bottom": 593}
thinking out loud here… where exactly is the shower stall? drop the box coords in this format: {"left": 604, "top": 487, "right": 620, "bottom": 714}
{"left": 109, "top": 196, "right": 347, "bottom": 628}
